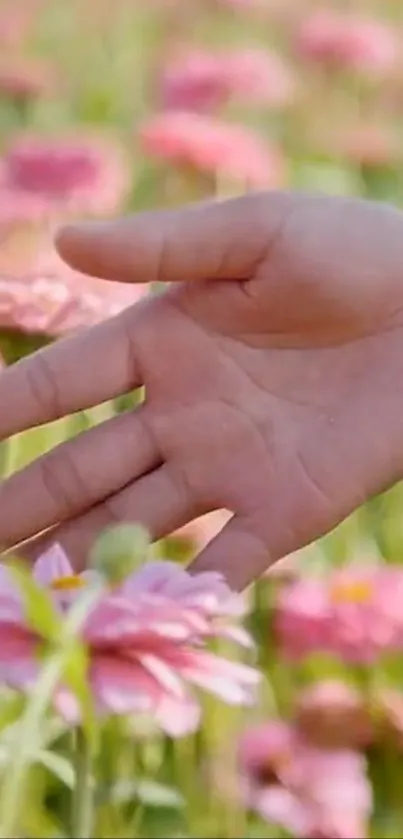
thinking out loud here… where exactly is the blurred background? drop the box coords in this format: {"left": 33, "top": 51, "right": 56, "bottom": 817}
{"left": 1, "top": 0, "right": 403, "bottom": 837}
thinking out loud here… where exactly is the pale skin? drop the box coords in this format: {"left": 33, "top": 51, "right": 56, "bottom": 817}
{"left": 1, "top": 191, "right": 403, "bottom": 589}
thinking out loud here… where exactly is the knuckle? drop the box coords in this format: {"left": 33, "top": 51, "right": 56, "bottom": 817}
{"left": 168, "top": 461, "right": 205, "bottom": 514}
{"left": 38, "top": 452, "right": 90, "bottom": 520}
{"left": 24, "top": 353, "right": 62, "bottom": 420}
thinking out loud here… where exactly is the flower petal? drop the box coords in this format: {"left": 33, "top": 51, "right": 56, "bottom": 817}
{"left": 33, "top": 543, "right": 74, "bottom": 586}
{"left": 256, "top": 785, "right": 313, "bottom": 836}
{"left": 179, "top": 650, "right": 260, "bottom": 705}
{"left": 155, "top": 692, "right": 201, "bottom": 737}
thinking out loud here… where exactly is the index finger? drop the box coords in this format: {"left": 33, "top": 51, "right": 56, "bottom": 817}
{"left": 56, "top": 193, "right": 292, "bottom": 285}
{"left": 0, "top": 302, "right": 145, "bottom": 440}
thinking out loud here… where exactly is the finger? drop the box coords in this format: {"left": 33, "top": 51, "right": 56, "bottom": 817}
{"left": 56, "top": 192, "right": 292, "bottom": 285}
{"left": 0, "top": 405, "right": 160, "bottom": 550}
{"left": 15, "top": 463, "right": 197, "bottom": 570}
{"left": 0, "top": 302, "right": 146, "bottom": 439}
{"left": 189, "top": 515, "right": 273, "bottom": 591}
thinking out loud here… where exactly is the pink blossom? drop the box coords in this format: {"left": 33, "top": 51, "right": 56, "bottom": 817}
{"left": 140, "top": 112, "right": 285, "bottom": 187}
{"left": 373, "top": 688, "right": 403, "bottom": 750}
{"left": 159, "top": 50, "right": 229, "bottom": 113}
{"left": 0, "top": 186, "right": 51, "bottom": 230}
{"left": 276, "top": 564, "right": 403, "bottom": 664}
{"left": 296, "top": 11, "right": 398, "bottom": 77}
{"left": 239, "top": 720, "right": 372, "bottom": 838}
{"left": 310, "top": 118, "right": 400, "bottom": 169}
{"left": 0, "top": 56, "right": 54, "bottom": 102}
{"left": 160, "top": 47, "right": 295, "bottom": 112}
{"left": 329, "top": 124, "right": 399, "bottom": 169}
{"left": 0, "top": 546, "right": 259, "bottom": 734}
{"left": 0, "top": 3, "right": 38, "bottom": 46}
{"left": 295, "top": 680, "right": 373, "bottom": 749}
{"left": 0, "top": 260, "right": 147, "bottom": 337}
{"left": 1, "top": 133, "right": 130, "bottom": 217}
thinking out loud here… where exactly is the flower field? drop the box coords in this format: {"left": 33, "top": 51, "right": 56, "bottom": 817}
{"left": 1, "top": 1, "right": 403, "bottom": 837}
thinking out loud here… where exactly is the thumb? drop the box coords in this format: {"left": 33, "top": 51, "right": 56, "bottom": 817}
{"left": 55, "top": 192, "right": 291, "bottom": 285}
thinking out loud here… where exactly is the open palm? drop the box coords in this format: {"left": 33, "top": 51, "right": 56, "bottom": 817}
{"left": 1, "top": 192, "right": 403, "bottom": 589}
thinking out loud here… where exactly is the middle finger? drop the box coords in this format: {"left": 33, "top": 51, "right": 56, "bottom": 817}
{"left": 0, "top": 404, "right": 160, "bottom": 550}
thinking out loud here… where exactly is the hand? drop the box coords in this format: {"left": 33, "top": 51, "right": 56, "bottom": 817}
{"left": 1, "top": 192, "right": 403, "bottom": 590}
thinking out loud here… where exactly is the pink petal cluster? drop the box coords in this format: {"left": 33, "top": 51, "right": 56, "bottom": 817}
{"left": 296, "top": 11, "right": 398, "bottom": 77}
{"left": 374, "top": 688, "right": 403, "bottom": 750}
{"left": 295, "top": 679, "right": 373, "bottom": 750}
{"left": 276, "top": 564, "right": 403, "bottom": 664}
{"left": 238, "top": 720, "right": 372, "bottom": 838}
{"left": 140, "top": 112, "right": 285, "bottom": 187}
{"left": 160, "top": 47, "right": 295, "bottom": 112}
{"left": 0, "top": 185, "right": 51, "bottom": 231}
{"left": 313, "top": 120, "right": 399, "bottom": 169}
{"left": 0, "top": 56, "right": 54, "bottom": 102}
{"left": 0, "top": 546, "right": 259, "bottom": 735}
{"left": 0, "top": 3, "right": 38, "bottom": 47}
{"left": 0, "top": 261, "right": 147, "bottom": 337}
{"left": 0, "top": 133, "right": 130, "bottom": 217}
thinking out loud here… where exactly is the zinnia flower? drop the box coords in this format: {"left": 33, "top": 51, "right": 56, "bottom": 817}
{"left": 1, "top": 133, "right": 130, "bottom": 217}
{"left": 159, "top": 47, "right": 295, "bottom": 112}
{"left": 0, "top": 56, "right": 54, "bottom": 103}
{"left": 295, "top": 680, "right": 373, "bottom": 749}
{"left": 139, "top": 112, "right": 285, "bottom": 188}
{"left": 0, "top": 267, "right": 147, "bottom": 337}
{"left": 0, "top": 545, "right": 259, "bottom": 735}
{"left": 0, "top": 185, "right": 50, "bottom": 230}
{"left": 296, "top": 11, "right": 398, "bottom": 78}
{"left": 0, "top": 242, "right": 148, "bottom": 337}
{"left": 276, "top": 564, "right": 403, "bottom": 664}
{"left": 238, "top": 720, "right": 372, "bottom": 838}
{"left": 0, "top": 3, "right": 37, "bottom": 46}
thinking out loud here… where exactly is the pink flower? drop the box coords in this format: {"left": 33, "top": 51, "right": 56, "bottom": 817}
{"left": 160, "top": 47, "right": 295, "bottom": 112}
{"left": 239, "top": 721, "right": 372, "bottom": 838}
{"left": 311, "top": 117, "right": 400, "bottom": 169}
{"left": 296, "top": 11, "right": 398, "bottom": 77}
{"left": 330, "top": 124, "right": 398, "bottom": 169}
{"left": 140, "top": 112, "right": 285, "bottom": 188}
{"left": 1, "top": 133, "right": 130, "bottom": 217}
{"left": 0, "top": 186, "right": 50, "bottom": 230}
{"left": 276, "top": 564, "right": 403, "bottom": 664}
{"left": 0, "top": 546, "right": 259, "bottom": 735}
{"left": 159, "top": 50, "right": 229, "bottom": 113}
{"left": 295, "top": 680, "right": 373, "bottom": 749}
{"left": 0, "top": 262, "right": 147, "bottom": 337}
{"left": 0, "top": 56, "right": 54, "bottom": 103}
{"left": 0, "top": 3, "right": 38, "bottom": 46}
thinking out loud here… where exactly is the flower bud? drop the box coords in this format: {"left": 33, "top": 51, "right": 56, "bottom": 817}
{"left": 295, "top": 680, "right": 373, "bottom": 749}
{"left": 89, "top": 524, "right": 150, "bottom": 584}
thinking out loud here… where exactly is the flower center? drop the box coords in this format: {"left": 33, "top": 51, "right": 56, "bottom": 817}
{"left": 331, "top": 580, "right": 373, "bottom": 604}
{"left": 51, "top": 574, "right": 84, "bottom": 591}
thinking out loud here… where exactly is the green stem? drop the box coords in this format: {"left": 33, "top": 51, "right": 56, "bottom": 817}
{"left": 72, "top": 728, "right": 94, "bottom": 839}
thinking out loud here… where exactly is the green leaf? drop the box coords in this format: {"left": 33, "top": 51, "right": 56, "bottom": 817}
{"left": 0, "top": 692, "right": 26, "bottom": 734}
{"left": 37, "top": 749, "right": 75, "bottom": 788}
{"left": 8, "top": 561, "right": 61, "bottom": 642}
{"left": 104, "top": 778, "right": 185, "bottom": 809}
